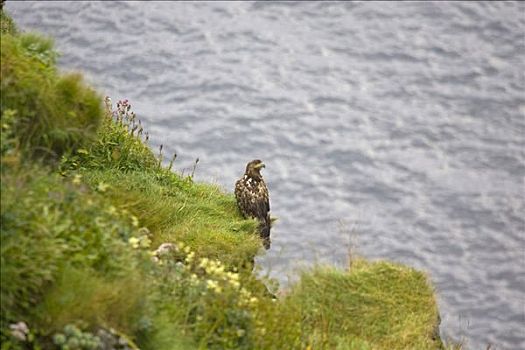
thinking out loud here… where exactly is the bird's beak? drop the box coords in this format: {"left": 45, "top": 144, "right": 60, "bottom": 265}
{"left": 255, "top": 163, "right": 265, "bottom": 169}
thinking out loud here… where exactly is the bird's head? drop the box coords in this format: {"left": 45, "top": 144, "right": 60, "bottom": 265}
{"left": 245, "top": 159, "right": 265, "bottom": 180}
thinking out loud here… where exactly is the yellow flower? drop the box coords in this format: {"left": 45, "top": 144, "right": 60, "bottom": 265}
{"left": 199, "top": 258, "right": 209, "bottom": 269}
{"left": 213, "top": 264, "right": 225, "bottom": 275}
{"left": 128, "top": 237, "right": 140, "bottom": 249}
{"left": 96, "top": 182, "right": 109, "bottom": 192}
{"left": 130, "top": 215, "right": 139, "bottom": 227}
{"left": 72, "top": 174, "right": 82, "bottom": 185}
{"left": 230, "top": 280, "right": 240, "bottom": 289}
{"left": 185, "top": 251, "right": 195, "bottom": 263}
{"left": 206, "top": 280, "right": 217, "bottom": 289}
{"left": 206, "top": 280, "right": 222, "bottom": 293}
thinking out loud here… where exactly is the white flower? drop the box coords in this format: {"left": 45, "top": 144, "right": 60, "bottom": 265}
{"left": 9, "top": 322, "right": 29, "bottom": 341}
{"left": 155, "top": 243, "right": 175, "bottom": 256}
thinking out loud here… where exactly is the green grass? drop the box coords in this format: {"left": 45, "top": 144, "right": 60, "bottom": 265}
{"left": 78, "top": 168, "right": 261, "bottom": 267}
{"left": 1, "top": 30, "right": 102, "bottom": 161}
{"left": 1, "top": 8, "right": 17, "bottom": 35}
{"left": 0, "top": 164, "right": 150, "bottom": 334}
{"left": 0, "top": 8, "right": 458, "bottom": 350}
{"left": 57, "top": 99, "right": 263, "bottom": 269}
{"left": 284, "top": 260, "right": 443, "bottom": 349}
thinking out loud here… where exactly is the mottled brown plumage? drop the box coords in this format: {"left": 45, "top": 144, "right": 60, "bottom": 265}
{"left": 235, "top": 159, "right": 271, "bottom": 248}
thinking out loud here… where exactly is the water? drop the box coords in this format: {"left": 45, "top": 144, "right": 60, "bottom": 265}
{"left": 5, "top": 1, "right": 525, "bottom": 348}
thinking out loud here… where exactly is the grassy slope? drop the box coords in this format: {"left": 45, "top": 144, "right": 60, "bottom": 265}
{"left": 288, "top": 260, "right": 442, "bottom": 349}
{"left": 0, "top": 9, "right": 452, "bottom": 350}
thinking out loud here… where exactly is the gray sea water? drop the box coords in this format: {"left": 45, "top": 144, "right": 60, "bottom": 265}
{"left": 5, "top": 1, "right": 525, "bottom": 349}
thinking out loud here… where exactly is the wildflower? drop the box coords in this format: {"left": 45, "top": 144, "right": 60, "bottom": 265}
{"left": 72, "top": 174, "right": 82, "bottom": 185}
{"left": 138, "top": 227, "right": 150, "bottom": 236}
{"left": 206, "top": 280, "right": 218, "bottom": 290}
{"left": 185, "top": 251, "right": 195, "bottom": 263}
{"left": 130, "top": 215, "right": 139, "bottom": 227}
{"left": 199, "top": 257, "right": 209, "bottom": 269}
{"left": 207, "top": 262, "right": 225, "bottom": 276}
{"left": 52, "top": 333, "right": 66, "bottom": 346}
{"left": 229, "top": 279, "right": 240, "bottom": 289}
{"left": 240, "top": 288, "right": 250, "bottom": 298}
{"left": 106, "top": 205, "right": 117, "bottom": 215}
{"left": 104, "top": 96, "right": 112, "bottom": 111}
{"left": 154, "top": 243, "right": 175, "bottom": 256}
{"left": 206, "top": 280, "right": 222, "bottom": 293}
{"left": 128, "top": 237, "right": 140, "bottom": 249}
{"left": 96, "top": 182, "right": 109, "bottom": 192}
{"left": 9, "top": 322, "right": 29, "bottom": 341}
{"left": 227, "top": 272, "right": 239, "bottom": 281}
{"left": 139, "top": 236, "right": 151, "bottom": 248}
{"left": 189, "top": 274, "right": 199, "bottom": 285}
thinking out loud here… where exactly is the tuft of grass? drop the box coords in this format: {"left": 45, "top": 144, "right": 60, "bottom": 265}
{"left": 280, "top": 259, "right": 443, "bottom": 350}
{"left": 0, "top": 164, "right": 150, "bottom": 336}
{"left": 36, "top": 267, "right": 147, "bottom": 335}
{"left": 59, "top": 98, "right": 158, "bottom": 173}
{"left": 0, "top": 8, "right": 17, "bottom": 35}
{"left": 0, "top": 31, "right": 102, "bottom": 161}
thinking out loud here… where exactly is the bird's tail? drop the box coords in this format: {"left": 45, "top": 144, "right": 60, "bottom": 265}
{"left": 259, "top": 214, "right": 271, "bottom": 249}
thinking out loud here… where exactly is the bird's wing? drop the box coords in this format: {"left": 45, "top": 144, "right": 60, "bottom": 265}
{"left": 254, "top": 180, "right": 270, "bottom": 219}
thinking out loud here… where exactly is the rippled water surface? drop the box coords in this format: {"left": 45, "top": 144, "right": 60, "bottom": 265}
{"left": 6, "top": 1, "right": 525, "bottom": 348}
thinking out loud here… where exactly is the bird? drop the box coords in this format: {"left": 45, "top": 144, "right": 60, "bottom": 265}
{"left": 235, "top": 159, "right": 271, "bottom": 249}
